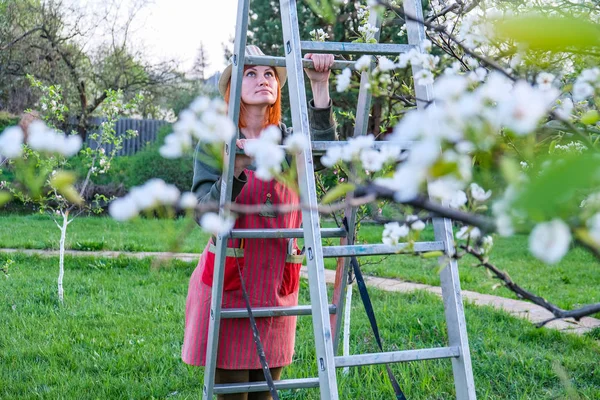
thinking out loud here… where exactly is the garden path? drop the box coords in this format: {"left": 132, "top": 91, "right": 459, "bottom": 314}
{"left": 2, "top": 248, "right": 599, "bottom": 335}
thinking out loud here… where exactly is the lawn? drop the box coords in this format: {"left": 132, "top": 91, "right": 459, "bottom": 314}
{"left": 1, "top": 253, "right": 599, "bottom": 399}
{"left": 1, "top": 213, "right": 598, "bottom": 312}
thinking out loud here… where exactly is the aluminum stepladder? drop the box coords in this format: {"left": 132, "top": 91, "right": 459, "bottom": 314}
{"left": 203, "top": 0, "right": 477, "bottom": 398}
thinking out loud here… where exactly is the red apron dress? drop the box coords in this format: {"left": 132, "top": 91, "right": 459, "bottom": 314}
{"left": 182, "top": 169, "right": 304, "bottom": 369}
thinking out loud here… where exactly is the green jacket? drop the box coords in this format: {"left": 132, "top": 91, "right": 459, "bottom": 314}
{"left": 191, "top": 99, "right": 337, "bottom": 206}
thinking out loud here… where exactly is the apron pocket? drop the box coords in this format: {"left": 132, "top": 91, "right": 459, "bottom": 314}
{"left": 279, "top": 253, "right": 304, "bottom": 296}
{"left": 201, "top": 243, "right": 245, "bottom": 291}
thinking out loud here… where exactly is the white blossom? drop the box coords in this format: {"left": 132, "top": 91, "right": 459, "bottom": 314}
{"left": 26, "top": 121, "right": 82, "bottom": 157}
{"left": 421, "top": 39, "right": 432, "bottom": 52}
{"left": 536, "top": 72, "right": 555, "bottom": 90}
{"left": 360, "top": 149, "right": 385, "bottom": 171}
{"left": 587, "top": 213, "right": 600, "bottom": 246}
{"left": 179, "top": 192, "right": 198, "bottom": 209}
{"left": 159, "top": 133, "right": 189, "bottom": 159}
{"left": 283, "top": 133, "right": 309, "bottom": 154}
{"left": 200, "top": 212, "right": 236, "bottom": 235}
{"left": 109, "top": 179, "right": 182, "bottom": 221}
{"left": 573, "top": 81, "right": 594, "bottom": 101}
{"left": 414, "top": 69, "right": 434, "bottom": 86}
{"left": 456, "top": 226, "right": 481, "bottom": 241}
{"left": 377, "top": 56, "right": 396, "bottom": 72}
{"left": 382, "top": 222, "right": 409, "bottom": 246}
{"left": 449, "top": 190, "right": 468, "bottom": 208}
{"left": 336, "top": 68, "right": 352, "bottom": 92}
{"left": 470, "top": 183, "right": 491, "bottom": 202}
{"left": 428, "top": 177, "right": 465, "bottom": 205}
{"left": 355, "top": 55, "right": 372, "bottom": 71}
{"left": 554, "top": 98, "right": 573, "bottom": 120}
{"left": 0, "top": 126, "right": 24, "bottom": 159}
{"left": 529, "top": 219, "right": 571, "bottom": 264}
{"left": 310, "top": 28, "right": 329, "bottom": 42}
{"left": 434, "top": 75, "right": 468, "bottom": 101}
{"left": 109, "top": 196, "right": 139, "bottom": 221}
{"left": 321, "top": 146, "right": 344, "bottom": 167}
{"left": 498, "top": 80, "right": 558, "bottom": 135}
{"left": 342, "top": 135, "right": 375, "bottom": 161}
{"left": 358, "top": 23, "right": 379, "bottom": 42}
{"left": 406, "top": 215, "right": 426, "bottom": 231}
{"left": 244, "top": 126, "right": 285, "bottom": 181}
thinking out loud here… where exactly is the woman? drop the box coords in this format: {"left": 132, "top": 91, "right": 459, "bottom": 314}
{"left": 182, "top": 45, "right": 336, "bottom": 400}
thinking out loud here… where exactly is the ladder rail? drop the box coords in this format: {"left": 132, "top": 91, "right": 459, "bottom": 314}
{"left": 279, "top": 0, "right": 339, "bottom": 398}
{"left": 403, "top": 0, "right": 477, "bottom": 397}
{"left": 202, "top": 0, "right": 250, "bottom": 397}
{"left": 331, "top": 9, "right": 382, "bottom": 355}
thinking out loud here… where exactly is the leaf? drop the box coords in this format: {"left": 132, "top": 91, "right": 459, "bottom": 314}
{"left": 581, "top": 110, "right": 600, "bottom": 125}
{"left": 60, "top": 186, "right": 84, "bottom": 205}
{"left": 500, "top": 157, "right": 521, "bottom": 185}
{"left": 321, "top": 183, "right": 355, "bottom": 204}
{"left": 495, "top": 15, "right": 600, "bottom": 51}
{"left": 422, "top": 250, "right": 444, "bottom": 258}
{"left": 49, "top": 170, "right": 77, "bottom": 189}
{"left": 515, "top": 153, "right": 600, "bottom": 218}
{"left": 0, "top": 191, "right": 12, "bottom": 207}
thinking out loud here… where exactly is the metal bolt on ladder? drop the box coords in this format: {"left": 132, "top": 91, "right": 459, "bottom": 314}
{"left": 202, "top": 0, "right": 477, "bottom": 398}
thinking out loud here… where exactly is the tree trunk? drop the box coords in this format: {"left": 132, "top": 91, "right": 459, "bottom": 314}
{"left": 57, "top": 210, "right": 69, "bottom": 304}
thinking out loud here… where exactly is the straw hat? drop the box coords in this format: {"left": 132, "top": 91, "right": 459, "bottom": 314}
{"left": 218, "top": 45, "right": 287, "bottom": 97}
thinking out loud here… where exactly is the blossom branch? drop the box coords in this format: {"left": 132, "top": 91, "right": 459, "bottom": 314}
{"left": 460, "top": 244, "right": 600, "bottom": 326}
{"left": 379, "top": 0, "right": 515, "bottom": 81}
{"left": 355, "top": 183, "right": 496, "bottom": 233}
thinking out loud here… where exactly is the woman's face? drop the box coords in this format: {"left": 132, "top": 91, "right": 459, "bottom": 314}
{"left": 240, "top": 66, "right": 278, "bottom": 106}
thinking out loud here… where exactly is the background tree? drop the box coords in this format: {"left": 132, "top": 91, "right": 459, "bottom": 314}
{"left": 0, "top": 0, "right": 180, "bottom": 138}
{"left": 192, "top": 42, "right": 210, "bottom": 81}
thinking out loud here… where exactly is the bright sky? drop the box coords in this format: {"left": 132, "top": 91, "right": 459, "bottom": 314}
{"left": 135, "top": 0, "right": 238, "bottom": 77}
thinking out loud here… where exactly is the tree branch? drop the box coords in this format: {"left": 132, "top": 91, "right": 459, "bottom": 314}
{"left": 0, "top": 27, "right": 44, "bottom": 51}
{"left": 355, "top": 183, "right": 497, "bottom": 233}
{"left": 460, "top": 244, "right": 600, "bottom": 326}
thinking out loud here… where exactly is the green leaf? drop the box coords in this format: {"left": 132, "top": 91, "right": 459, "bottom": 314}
{"left": 581, "top": 110, "right": 600, "bottom": 125}
{"left": 500, "top": 157, "right": 521, "bottom": 185}
{"left": 422, "top": 251, "right": 444, "bottom": 258}
{"left": 321, "top": 183, "right": 355, "bottom": 204}
{"left": 515, "top": 153, "right": 600, "bottom": 219}
{"left": 0, "top": 191, "right": 12, "bottom": 207}
{"left": 495, "top": 15, "right": 600, "bottom": 51}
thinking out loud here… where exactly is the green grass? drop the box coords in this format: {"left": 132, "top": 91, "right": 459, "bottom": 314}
{"left": 1, "top": 214, "right": 598, "bottom": 313}
{"left": 1, "top": 253, "right": 599, "bottom": 399}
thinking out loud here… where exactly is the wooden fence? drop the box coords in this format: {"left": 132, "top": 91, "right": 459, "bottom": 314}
{"left": 78, "top": 117, "right": 169, "bottom": 156}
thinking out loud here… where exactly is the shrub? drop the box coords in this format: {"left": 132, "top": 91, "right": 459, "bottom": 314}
{"left": 80, "top": 124, "right": 195, "bottom": 193}
{"left": 0, "top": 111, "right": 19, "bottom": 132}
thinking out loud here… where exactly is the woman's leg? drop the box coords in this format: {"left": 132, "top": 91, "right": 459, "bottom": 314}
{"left": 215, "top": 368, "right": 250, "bottom": 400}
{"left": 247, "top": 367, "right": 283, "bottom": 400}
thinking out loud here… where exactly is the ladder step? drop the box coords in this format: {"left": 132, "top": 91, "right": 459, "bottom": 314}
{"left": 229, "top": 228, "right": 346, "bottom": 239}
{"left": 311, "top": 141, "right": 415, "bottom": 153}
{"left": 221, "top": 304, "right": 337, "bottom": 319}
{"left": 301, "top": 41, "right": 416, "bottom": 55}
{"left": 246, "top": 54, "right": 354, "bottom": 70}
{"left": 322, "top": 241, "right": 446, "bottom": 257}
{"left": 335, "top": 346, "right": 460, "bottom": 368}
{"left": 214, "top": 378, "right": 320, "bottom": 394}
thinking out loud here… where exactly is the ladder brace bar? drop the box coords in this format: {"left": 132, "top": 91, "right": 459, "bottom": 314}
{"left": 311, "top": 141, "right": 415, "bottom": 153}
{"left": 301, "top": 41, "right": 415, "bottom": 55}
{"left": 229, "top": 228, "right": 346, "bottom": 239}
{"left": 322, "top": 241, "right": 446, "bottom": 257}
{"left": 246, "top": 54, "right": 354, "bottom": 70}
{"left": 213, "top": 378, "right": 320, "bottom": 394}
{"left": 221, "top": 304, "right": 337, "bottom": 319}
{"left": 334, "top": 346, "right": 461, "bottom": 368}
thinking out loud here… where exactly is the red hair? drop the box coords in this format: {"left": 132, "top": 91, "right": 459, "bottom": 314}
{"left": 224, "top": 66, "right": 282, "bottom": 129}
